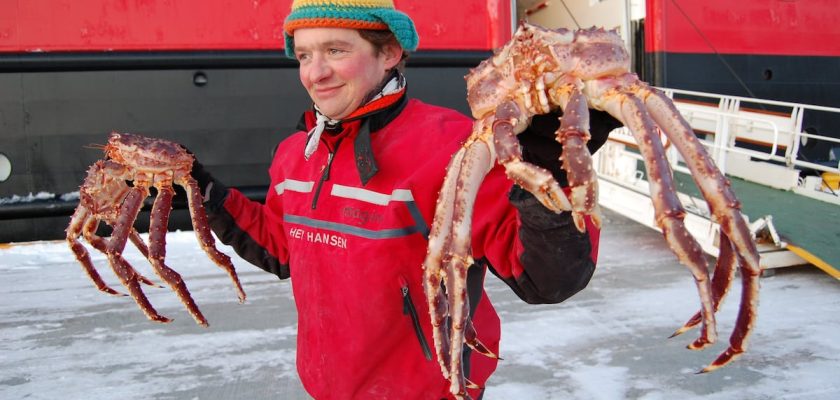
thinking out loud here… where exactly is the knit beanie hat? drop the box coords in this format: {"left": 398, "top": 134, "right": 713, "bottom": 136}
{"left": 283, "top": 0, "right": 419, "bottom": 58}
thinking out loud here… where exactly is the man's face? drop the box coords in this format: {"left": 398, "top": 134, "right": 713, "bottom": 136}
{"left": 294, "top": 28, "right": 399, "bottom": 120}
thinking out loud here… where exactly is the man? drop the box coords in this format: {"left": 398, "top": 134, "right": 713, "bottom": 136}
{"left": 192, "top": 1, "right": 620, "bottom": 398}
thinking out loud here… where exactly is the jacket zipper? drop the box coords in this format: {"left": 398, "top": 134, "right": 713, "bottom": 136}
{"left": 311, "top": 138, "right": 341, "bottom": 210}
{"left": 400, "top": 276, "right": 433, "bottom": 361}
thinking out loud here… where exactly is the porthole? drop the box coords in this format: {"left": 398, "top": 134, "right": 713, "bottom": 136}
{"left": 0, "top": 153, "right": 11, "bottom": 182}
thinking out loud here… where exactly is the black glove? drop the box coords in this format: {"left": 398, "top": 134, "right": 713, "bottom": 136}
{"left": 517, "top": 108, "right": 622, "bottom": 187}
{"left": 189, "top": 153, "right": 229, "bottom": 213}
{"left": 506, "top": 109, "right": 615, "bottom": 295}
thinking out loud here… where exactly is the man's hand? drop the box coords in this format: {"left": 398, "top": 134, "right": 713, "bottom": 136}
{"left": 188, "top": 152, "right": 228, "bottom": 212}
{"left": 517, "top": 108, "right": 622, "bottom": 187}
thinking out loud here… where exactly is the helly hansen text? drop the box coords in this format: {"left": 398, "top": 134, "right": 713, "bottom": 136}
{"left": 289, "top": 227, "right": 348, "bottom": 249}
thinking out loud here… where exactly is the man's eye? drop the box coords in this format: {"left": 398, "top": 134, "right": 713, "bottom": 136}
{"left": 328, "top": 48, "right": 344, "bottom": 55}
{"left": 296, "top": 53, "right": 310, "bottom": 61}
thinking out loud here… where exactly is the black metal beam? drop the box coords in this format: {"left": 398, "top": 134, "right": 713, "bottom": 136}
{"left": 0, "top": 186, "right": 269, "bottom": 220}
{"left": 0, "top": 50, "right": 492, "bottom": 72}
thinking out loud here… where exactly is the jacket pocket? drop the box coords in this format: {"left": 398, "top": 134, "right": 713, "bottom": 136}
{"left": 399, "top": 275, "right": 433, "bottom": 361}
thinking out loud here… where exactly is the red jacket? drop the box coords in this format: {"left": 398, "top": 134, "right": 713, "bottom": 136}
{"left": 207, "top": 98, "right": 599, "bottom": 399}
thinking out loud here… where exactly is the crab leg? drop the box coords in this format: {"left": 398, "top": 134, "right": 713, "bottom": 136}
{"left": 82, "top": 216, "right": 160, "bottom": 288}
{"left": 555, "top": 89, "right": 600, "bottom": 231}
{"left": 105, "top": 182, "right": 172, "bottom": 323}
{"left": 424, "top": 117, "right": 506, "bottom": 398}
{"left": 601, "top": 90, "right": 718, "bottom": 349}
{"left": 182, "top": 176, "right": 246, "bottom": 303}
{"left": 148, "top": 184, "right": 209, "bottom": 326}
{"left": 493, "top": 100, "right": 573, "bottom": 214}
{"left": 128, "top": 227, "right": 151, "bottom": 260}
{"left": 425, "top": 140, "right": 486, "bottom": 397}
{"left": 672, "top": 232, "right": 737, "bottom": 337}
{"left": 635, "top": 85, "right": 761, "bottom": 371}
{"left": 67, "top": 207, "right": 122, "bottom": 296}
{"left": 423, "top": 142, "right": 468, "bottom": 379}
{"left": 67, "top": 205, "right": 160, "bottom": 296}
{"left": 464, "top": 318, "right": 496, "bottom": 360}
{"left": 705, "top": 251, "right": 758, "bottom": 372}
{"left": 445, "top": 135, "right": 495, "bottom": 398}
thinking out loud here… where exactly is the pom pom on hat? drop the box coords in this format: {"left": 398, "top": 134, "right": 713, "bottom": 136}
{"left": 283, "top": 0, "right": 419, "bottom": 58}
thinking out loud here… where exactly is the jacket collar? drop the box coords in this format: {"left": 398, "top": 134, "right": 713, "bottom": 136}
{"left": 296, "top": 91, "right": 409, "bottom": 186}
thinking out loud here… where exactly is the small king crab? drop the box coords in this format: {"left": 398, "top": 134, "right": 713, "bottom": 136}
{"left": 66, "top": 132, "right": 246, "bottom": 326}
{"left": 422, "top": 23, "right": 762, "bottom": 398}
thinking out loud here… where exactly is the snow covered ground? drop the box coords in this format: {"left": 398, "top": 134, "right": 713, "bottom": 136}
{"left": 1, "top": 209, "right": 838, "bottom": 400}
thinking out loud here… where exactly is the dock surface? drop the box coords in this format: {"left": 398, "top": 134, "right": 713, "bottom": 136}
{"left": 1, "top": 208, "right": 839, "bottom": 399}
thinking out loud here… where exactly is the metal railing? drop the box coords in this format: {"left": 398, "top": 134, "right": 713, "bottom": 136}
{"left": 658, "top": 87, "right": 840, "bottom": 177}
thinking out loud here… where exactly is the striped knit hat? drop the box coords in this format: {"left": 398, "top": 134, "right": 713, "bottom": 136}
{"left": 283, "top": 0, "right": 419, "bottom": 58}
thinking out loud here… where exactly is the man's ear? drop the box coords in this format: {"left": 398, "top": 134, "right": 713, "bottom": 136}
{"left": 382, "top": 43, "right": 403, "bottom": 70}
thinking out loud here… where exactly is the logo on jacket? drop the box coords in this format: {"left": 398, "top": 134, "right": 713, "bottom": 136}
{"left": 342, "top": 206, "right": 383, "bottom": 225}
{"left": 288, "top": 227, "right": 348, "bottom": 249}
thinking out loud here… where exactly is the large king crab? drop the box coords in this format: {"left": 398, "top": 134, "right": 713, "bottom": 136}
{"left": 66, "top": 133, "right": 246, "bottom": 326}
{"left": 422, "top": 23, "right": 761, "bottom": 398}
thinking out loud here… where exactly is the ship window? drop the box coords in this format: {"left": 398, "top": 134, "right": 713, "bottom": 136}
{"left": 0, "top": 153, "right": 10, "bottom": 182}
{"left": 763, "top": 69, "right": 773, "bottom": 80}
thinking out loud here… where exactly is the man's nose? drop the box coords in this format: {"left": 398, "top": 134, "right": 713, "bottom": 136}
{"left": 308, "top": 56, "right": 331, "bottom": 83}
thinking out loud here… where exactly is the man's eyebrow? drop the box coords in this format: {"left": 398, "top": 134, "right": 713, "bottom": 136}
{"left": 295, "top": 39, "right": 355, "bottom": 52}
